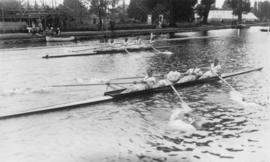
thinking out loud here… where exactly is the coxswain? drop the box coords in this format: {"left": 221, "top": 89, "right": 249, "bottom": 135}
{"left": 123, "top": 69, "right": 157, "bottom": 92}
{"left": 199, "top": 59, "right": 222, "bottom": 79}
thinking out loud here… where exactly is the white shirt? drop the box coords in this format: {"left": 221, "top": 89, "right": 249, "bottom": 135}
{"left": 143, "top": 76, "right": 157, "bottom": 88}
{"left": 210, "top": 63, "right": 222, "bottom": 74}
{"left": 167, "top": 71, "right": 181, "bottom": 82}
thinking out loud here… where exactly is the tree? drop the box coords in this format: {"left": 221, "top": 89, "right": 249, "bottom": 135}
{"left": 128, "top": 0, "right": 197, "bottom": 26}
{"left": 0, "top": 0, "right": 22, "bottom": 10}
{"left": 223, "top": 0, "right": 251, "bottom": 23}
{"left": 0, "top": 0, "right": 22, "bottom": 21}
{"left": 253, "top": 1, "right": 270, "bottom": 20}
{"left": 89, "top": 0, "right": 108, "bottom": 30}
{"left": 199, "top": 0, "right": 215, "bottom": 24}
{"left": 61, "top": 0, "right": 88, "bottom": 24}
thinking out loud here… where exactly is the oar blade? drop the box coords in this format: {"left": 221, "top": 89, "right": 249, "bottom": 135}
{"left": 181, "top": 102, "right": 192, "bottom": 113}
{"left": 229, "top": 90, "right": 243, "bottom": 102}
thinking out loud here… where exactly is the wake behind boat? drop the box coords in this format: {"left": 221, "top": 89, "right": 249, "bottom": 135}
{"left": 0, "top": 67, "right": 263, "bottom": 120}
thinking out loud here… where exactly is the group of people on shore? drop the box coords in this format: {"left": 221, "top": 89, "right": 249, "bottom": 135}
{"left": 27, "top": 23, "right": 61, "bottom": 36}
{"left": 124, "top": 59, "right": 222, "bottom": 92}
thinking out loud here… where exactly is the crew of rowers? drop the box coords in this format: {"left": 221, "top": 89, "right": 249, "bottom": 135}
{"left": 124, "top": 59, "right": 222, "bottom": 92}
{"left": 108, "top": 36, "right": 143, "bottom": 47}
{"left": 107, "top": 32, "right": 161, "bottom": 48}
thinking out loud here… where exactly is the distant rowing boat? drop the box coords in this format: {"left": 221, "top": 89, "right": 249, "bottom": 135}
{"left": 0, "top": 67, "right": 263, "bottom": 120}
{"left": 42, "top": 44, "right": 154, "bottom": 59}
{"left": 42, "top": 36, "right": 223, "bottom": 59}
{"left": 45, "top": 36, "right": 76, "bottom": 42}
{"left": 260, "top": 29, "right": 269, "bottom": 32}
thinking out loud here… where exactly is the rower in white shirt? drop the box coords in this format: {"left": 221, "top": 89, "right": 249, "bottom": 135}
{"left": 199, "top": 59, "right": 222, "bottom": 79}
{"left": 157, "top": 69, "right": 181, "bottom": 87}
{"left": 178, "top": 67, "right": 203, "bottom": 83}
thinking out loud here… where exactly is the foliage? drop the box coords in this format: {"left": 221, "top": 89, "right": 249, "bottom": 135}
{"left": 253, "top": 1, "right": 270, "bottom": 20}
{"left": 127, "top": 0, "right": 197, "bottom": 26}
{"left": 201, "top": 0, "right": 215, "bottom": 23}
{"left": 0, "top": 0, "right": 22, "bottom": 10}
{"left": 128, "top": 0, "right": 150, "bottom": 22}
{"left": 196, "top": 0, "right": 215, "bottom": 24}
{"left": 59, "top": 0, "right": 88, "bottom": 24}
{"left": 222, "top": 0, "right": 251, "bottom": 22}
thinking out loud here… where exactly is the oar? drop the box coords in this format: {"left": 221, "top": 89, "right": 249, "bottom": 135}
{"left": 110, "top": 74, "right": 164, "bottom": 81}
{"left": 169, "top": 84, "right": 191, "bottom": 112}
{"left": 214, "top": 72, "right": 244, "bottom": 101}
{"left": 52, "top": 81, "right": 144, "bottom": 87}
{"left": 151, "top": 44, "right": 173, "bottom": 55}
{"left": 151, "top": 45, "right": 162, "bottom": 53}
{"left": 124, "top": 47, "right": 130, "bottom": 54}
{"left": 110, "top": 76, "right": 144, "bottom": 81}
{"left": 71, "top": 44, "right": 110, "bottom": 52}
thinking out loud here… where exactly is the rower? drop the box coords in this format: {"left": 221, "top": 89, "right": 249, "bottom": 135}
{"left": 199, "top": 59, "right": 222, "bottom": 79}
{"left": 167, "top": 70, "right": 181, "bottom": 84}
{"left": 143, "top": 69, "right": 157, "bottom": 89}
{"left": 157, "top": 69, "right": 181, "bottom": 87}
{"left": 178, "top": 67, "right": 203, "bottom": 83}
{"left": 109, "top": 39, "right": 115, "bottom": 47}
{"left": 123, "top": 37, "right": 129, "bottom": 46}
{"left": 135, "top": 36, "right": 142, "bottom": 45}
{"left": 150, "top": 33, "right": 154, "bottom": 43}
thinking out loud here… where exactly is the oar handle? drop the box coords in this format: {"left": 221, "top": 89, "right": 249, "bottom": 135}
{"left": 151, "top": 45, "right": 161, "bottom": 53}
{"left": 124, "top": 48, "right": 130, "bottom": 54}
{"left": 52, "top": 81, "right": 145, "bottom": 87}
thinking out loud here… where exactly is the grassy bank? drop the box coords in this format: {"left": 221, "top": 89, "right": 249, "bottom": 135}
{"left": 0, "top": 22, "right": 268, "bottom": 42}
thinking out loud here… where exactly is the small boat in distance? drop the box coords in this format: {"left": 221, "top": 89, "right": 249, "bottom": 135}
{"left": 45, "top": 36, "right": 76, "bottom": 42}
{"left": 260, "top": 29, "right": 269, "bottom": 32}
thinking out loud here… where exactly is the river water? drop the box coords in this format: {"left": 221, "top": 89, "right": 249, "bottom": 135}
{"left": 0, "top": 27, "right": 269, "bottom": 162}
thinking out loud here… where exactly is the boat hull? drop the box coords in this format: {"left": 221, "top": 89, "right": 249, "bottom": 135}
{"left": 260, "top": 29, "right": 269, "bottom": 32}
{"left": 104, "top": 67, "right": 263, "bottom": 98}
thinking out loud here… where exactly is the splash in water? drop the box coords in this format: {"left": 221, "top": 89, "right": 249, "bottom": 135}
{"left": 168, "top": 108, "right": 196, "bottom": 132}
{"left": 160, "top": 51, "right": 173, "bottom": 55}
{"left": 230, "top": 90, "right": 262, "bottom": 108}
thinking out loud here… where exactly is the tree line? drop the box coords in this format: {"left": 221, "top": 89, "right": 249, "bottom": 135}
{"left": 1, "top": 0, "right": 262, "bottom": 28}
{"left": 253, "top": 0, "right": 270, "bottom": 21}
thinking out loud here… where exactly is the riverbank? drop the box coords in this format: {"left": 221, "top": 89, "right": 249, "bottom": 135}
{"left": 0, "top": 22, "right": 268, "bottom": 42}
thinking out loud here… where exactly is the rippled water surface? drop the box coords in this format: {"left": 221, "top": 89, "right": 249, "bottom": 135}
{"left": 0, "top": 27, "right": 269, "bottom": 162}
